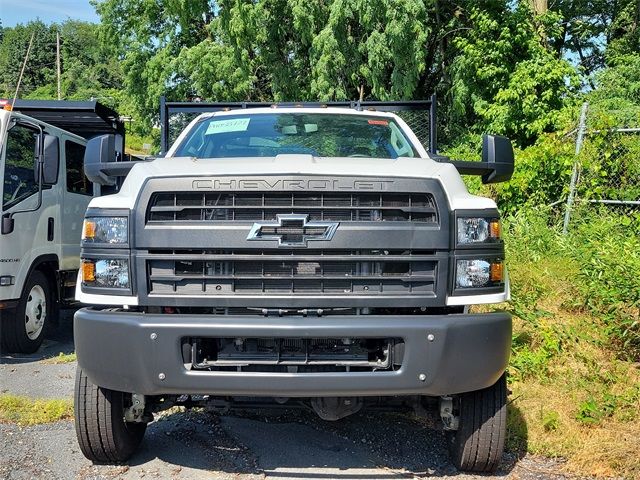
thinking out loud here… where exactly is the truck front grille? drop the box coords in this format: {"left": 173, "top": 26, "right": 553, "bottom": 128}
{"left": 145, "top": 249, "right": 438, "bottom": 297}
{"left": 184, "top": 336, "right": 402, "bottom": 373}
{"left": 147, "top": 192, "right": 438, "bottom": 223}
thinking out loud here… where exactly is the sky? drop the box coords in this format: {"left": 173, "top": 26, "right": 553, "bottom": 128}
{"left": 1, "top": 0, "right": 100, "bottom": 27}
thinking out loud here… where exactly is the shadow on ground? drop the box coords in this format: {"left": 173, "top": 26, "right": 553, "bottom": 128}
{"left": 126, "top": 408, "right": 519, "bottom": 479}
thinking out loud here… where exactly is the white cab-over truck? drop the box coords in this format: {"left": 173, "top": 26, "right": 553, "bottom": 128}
{"left": 74, "top": 99, "right": 514, "bottom": 472}
{"left": 0, "top": 100, "right": 123, "bottom": 353}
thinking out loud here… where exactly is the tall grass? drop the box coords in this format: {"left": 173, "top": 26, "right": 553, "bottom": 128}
{"left": 501, "top": 208, "right": 640, "bottom": 478}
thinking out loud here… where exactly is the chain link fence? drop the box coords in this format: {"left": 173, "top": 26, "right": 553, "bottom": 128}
{"left": 562, "top": 102, "right": 640, "bottom": 233}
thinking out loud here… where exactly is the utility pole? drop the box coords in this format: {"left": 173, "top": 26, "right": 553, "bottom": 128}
{"left": 11, "top": 32, "right": 35, "bottom": 110}
{"left": 56, "top": 31, "right": 61, "bottom": 100}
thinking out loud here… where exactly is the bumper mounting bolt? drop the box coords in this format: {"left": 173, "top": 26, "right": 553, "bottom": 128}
{"left": 150, "top": 333, "right": 157, "bottom": 340}
{"left": 427, "top": 334, "right": 435, "bottom": 342}
{"left": 158, "top": 373, "right": 166, "bottom": 381}
{"left": 418, "top": 373, "right": 427, "bottom": 382}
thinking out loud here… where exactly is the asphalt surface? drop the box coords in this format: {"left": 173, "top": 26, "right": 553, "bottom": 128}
{"left": 0, "top": 310, "right": 576, "bottom": 480}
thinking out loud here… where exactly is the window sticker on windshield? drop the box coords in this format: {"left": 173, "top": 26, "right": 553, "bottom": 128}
{"left": 367, "top": 119, "right": 389, "bottom": 126}
{"left": 205, "top": 118, "right": 251, "bottom": 135}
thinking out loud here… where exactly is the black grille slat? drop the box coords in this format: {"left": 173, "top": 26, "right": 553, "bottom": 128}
{"left": 148, "top": 192, "right": 437, "bottom": 223}
{"left": 146, "top": 250, "right": 437, "bottom": 297}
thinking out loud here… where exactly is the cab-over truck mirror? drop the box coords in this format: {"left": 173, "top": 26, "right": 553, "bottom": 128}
{"left": 41, "top": 134, "right": 59, "bottom": 185}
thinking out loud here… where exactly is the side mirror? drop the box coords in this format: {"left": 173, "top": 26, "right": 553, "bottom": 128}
{"left": 84, "top": 134, "right": 117, "bottom": 186}
{"left": 42, "top": 135, "right": 59, "bottom": 185}
{"left": 481, "top": 134, "right": 514, "bottom": 184}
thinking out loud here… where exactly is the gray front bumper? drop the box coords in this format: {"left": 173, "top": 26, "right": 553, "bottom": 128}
{"left": 74, "top": 309, "right": 511, "bottom": 397}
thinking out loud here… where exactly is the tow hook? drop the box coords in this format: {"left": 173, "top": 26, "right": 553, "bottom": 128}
{"left": 125, "top": 394, "right": 153, "bottom": 423}
{"left": 439, "top": 396, "right": 459, "bottom": 431}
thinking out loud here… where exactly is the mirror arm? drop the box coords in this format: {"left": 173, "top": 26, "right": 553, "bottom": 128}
{"left": 446, "top": 160, "right": 496, "bottom": 176}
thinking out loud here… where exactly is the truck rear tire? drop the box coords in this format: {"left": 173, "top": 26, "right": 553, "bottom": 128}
{"left": 447, "top": 374, "right": 507, "bottom": 473}
{"left": 74, "top": 368, "right": 147, "bottom": 463}
{"left": 1, "top": 270, "right": 51, "bottom": 354}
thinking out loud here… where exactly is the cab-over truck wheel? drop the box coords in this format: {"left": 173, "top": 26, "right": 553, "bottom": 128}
{"left": 447, "top": 374, "right": 507, "bottom": 473}
{"left": 1, "top": 270, "right": 53, "bottom": 354}
{"left": 74, "top": 368, "right": 147, "bottom": 463}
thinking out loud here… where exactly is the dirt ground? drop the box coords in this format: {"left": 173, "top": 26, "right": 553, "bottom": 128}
{"left": 0, "top": 310, "right": 579, "bottom": 480}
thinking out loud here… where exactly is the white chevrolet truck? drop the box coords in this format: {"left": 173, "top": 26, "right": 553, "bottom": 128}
{"left": 74, "top": 99, "right": 514, "bottom": 472}
{"left": 0, "top": 100, "right": 123, "bottom": 353}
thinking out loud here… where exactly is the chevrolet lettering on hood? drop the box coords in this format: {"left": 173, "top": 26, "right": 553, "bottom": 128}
{"left": 192, "top": 178, "right": 394, "bottom": 191}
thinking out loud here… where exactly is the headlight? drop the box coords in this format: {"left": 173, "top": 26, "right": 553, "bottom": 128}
{"left": 82, "top": 217, "right": 128, "bottom": 244}
{"left": 457, "top": 217, "right": 501, "bottom": 245}
{"left": 456, "top": 259, "right": 504, "bottom": 288}
{"left": 82, "top": 259, "right": 130, "bottom": 289}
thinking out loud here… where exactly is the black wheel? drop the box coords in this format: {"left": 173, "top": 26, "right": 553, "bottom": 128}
{"left": 1, "top": 270, "right": 52, "bottom": 353}
{"left": 74, "top": 368, "right": 147, "bottom": 463}
{"left": 447, "top": 374, "right": 507, "bottom": 473}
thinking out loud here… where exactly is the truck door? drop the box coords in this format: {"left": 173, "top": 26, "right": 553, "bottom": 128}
{"left": 1, "top": 121, "right": 60, "bottom": 297}
{"left": 59, "top": 139, "right": 92, "bottom": 274}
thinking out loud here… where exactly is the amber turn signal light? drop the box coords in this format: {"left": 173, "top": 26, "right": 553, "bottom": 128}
{"left": 82, "top": 220, "right": 96, "bottom": 240}
{"left": 490, "top": 261, "right": 504, "bottom": 282}
{"left": 82, "top": 261, "right": 96, "bottom": 283}
{"left": 489, "top": 220, "right": 501, "bottom": 239}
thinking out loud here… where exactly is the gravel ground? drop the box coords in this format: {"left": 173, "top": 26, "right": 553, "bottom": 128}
{"left": 0, "top": 310, "right": 75, "bottom": 399}
{"left": 0, "top": 309, "right": 581, "bottom": 480}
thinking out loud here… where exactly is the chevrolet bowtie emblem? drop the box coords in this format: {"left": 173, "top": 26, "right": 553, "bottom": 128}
{"left": 247, "top": 214, "right": 339, "bottom": 247}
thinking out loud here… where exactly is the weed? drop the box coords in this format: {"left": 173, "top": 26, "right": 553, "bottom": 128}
{"left": 542, "top": 410, "right": 560, "bottom": 431}
{"left": 0, "top": 395, "right": 73, "bottom": 425}
{"left": 42, "top": 352, "right": 77, "bottom": 364}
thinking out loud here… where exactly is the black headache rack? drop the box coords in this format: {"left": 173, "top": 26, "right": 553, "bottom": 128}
{"left": 159, "top": 95, "right": 513, "bottom": 184}
{"left": 9, "top": 99, "right": 125, "bottom": 147}
{"left": 159, "top": 95, "right": 438, "bottom": 155}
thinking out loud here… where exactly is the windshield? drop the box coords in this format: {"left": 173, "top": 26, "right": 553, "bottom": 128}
{"left": 173, "top": 113, "right": 420, "bottom": 159}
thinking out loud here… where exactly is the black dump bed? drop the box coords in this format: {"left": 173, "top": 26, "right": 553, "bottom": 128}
{"left": 9, "top": 99, "right": 124, "bottom": 140}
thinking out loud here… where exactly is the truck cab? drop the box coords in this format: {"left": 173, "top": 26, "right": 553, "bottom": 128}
{"left": 73, "top": 100, "right": 514, "bottom": 472}
{"left": 0, "top": 100, "right": 123, "bottom": 353}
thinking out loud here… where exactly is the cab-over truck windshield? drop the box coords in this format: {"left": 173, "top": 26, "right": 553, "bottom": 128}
{"left": 173, "top": 113, "right": 420, "bottom": 159}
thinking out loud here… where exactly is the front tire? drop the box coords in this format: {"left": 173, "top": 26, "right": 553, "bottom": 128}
{"left": 74, "top": 368, "right": 147, "bottom": 463}
{"left": 447, "top": 374, "right": 507, "bottom": 473}
{"left": 1, "top": 270, "right": 51, "bottom": 353}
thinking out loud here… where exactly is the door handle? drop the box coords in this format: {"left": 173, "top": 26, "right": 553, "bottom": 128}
{"left": 47, "top": 217, "right": 54, "bottom": 241}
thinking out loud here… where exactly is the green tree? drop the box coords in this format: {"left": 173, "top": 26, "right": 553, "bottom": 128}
{"left": 0, "top": 21, "right": 57, "bottom": 97}
{"left": 448, "top": 4, "right": 579, "bottom": 146}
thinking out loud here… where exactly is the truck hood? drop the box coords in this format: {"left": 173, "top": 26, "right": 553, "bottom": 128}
{"left": 88, "top": 154, "right": 497, "bottom": 210}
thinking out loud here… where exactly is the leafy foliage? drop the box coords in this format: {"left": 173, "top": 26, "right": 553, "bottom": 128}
{"left": 449, "top": 5, "right": 579, "bottom": 146}
{"left": 0, "top": 20, "right": 123, "bottom": 110}
{"left": 88, "top": 0, "right": 584, "bottom": 145}
{"left": 0, "top": 20, "right": 57, "bottom": 97}
{"left": 2, "top": 1, "right": 637, "bottom": 151}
